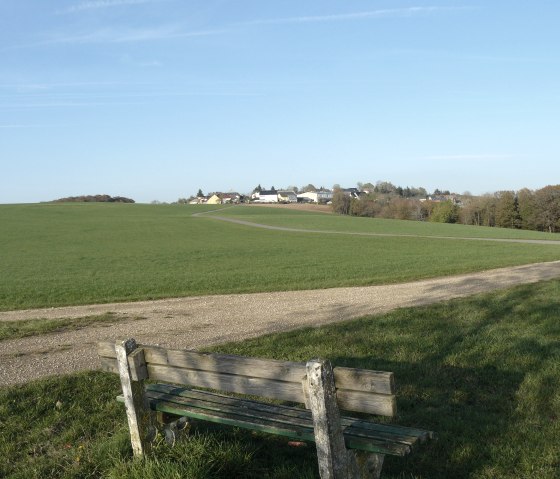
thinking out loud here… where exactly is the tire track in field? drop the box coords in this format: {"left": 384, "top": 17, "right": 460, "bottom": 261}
{"left": 197, "top": 213, "right": 560, "bottom": 245}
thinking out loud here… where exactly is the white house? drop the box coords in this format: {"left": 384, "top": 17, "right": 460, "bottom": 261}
{"left": 257, "top": 190, "right": 279, "bottom": 203}
{"left": 297, "top": 189, "right": 333, "bottom": 203}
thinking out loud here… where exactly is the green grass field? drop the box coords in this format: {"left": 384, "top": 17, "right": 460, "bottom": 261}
{"left": 2, "top": 279, "right": 559, "bottom": 478}
{"left": 1, "top": 203, "right": 559, "bottom": 311}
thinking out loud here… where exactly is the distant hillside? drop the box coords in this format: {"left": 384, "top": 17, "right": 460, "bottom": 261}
{"left": 51, "top": 194, "right": 135, "bottom": 203}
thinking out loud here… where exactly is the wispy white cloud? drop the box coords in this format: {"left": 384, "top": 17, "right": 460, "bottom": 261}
{"left": 80, "top": 26, "right": 226, "bottom": 43}
{"left": 4, "top": 26, "right": 227, "bottom": 49}
{"left": 0, "top": 124, "right": 65, "bottom": 128}
{"left": 0, "top": 81, "right": 148, "bottom": 90}
{"left": 59, "top": 0, "right": 164, "bottom": 14}
{"left": 0, "top": 88, "right": 264, "bottom": 111}
{"left": 421, "top": 154, "right": 512, "bottom": 161}
{"left": 238, "top": 6, "right": 473, "bottom": 26}
{"left": 6, "top": 5, "right": 472, "bottom": 49}
{"left": 0, "top": 101, "right": 150, "bottom": 109}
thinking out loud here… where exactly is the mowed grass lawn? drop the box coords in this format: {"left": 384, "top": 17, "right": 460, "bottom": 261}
{"left": 1, "top": 203, "right": 560, "bottom": 311}
{"left": 1, "top": 279, "right": 559, "bottom": 478}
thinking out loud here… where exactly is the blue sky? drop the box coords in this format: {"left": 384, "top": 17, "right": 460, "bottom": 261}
{"left": 1, "top": 1, "right": 559, "bottom": 203}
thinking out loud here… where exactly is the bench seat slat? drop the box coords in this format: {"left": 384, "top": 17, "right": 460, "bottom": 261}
{"left": 148, "top": 383, "right": 312, "bottom": 421}
{"left": 147, "top": 384, "right": 429, "bottom": 445}
{"left": 142, "top": 396, "right": 409, "bottom": 456}
{"left": 115, "top": 386, "right": 424, "bottom": 455}
{"left": 147, "top": 399, "right": 409, "bottom": 457}
{"left": 147, "top": 390, "right": 315, "bottom": 434}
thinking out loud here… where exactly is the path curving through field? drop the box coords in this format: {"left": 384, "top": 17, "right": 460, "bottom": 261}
{"left": 196, "top": 210, "right": 560, "bottom": 245}
{"left": 1, "top": 260, "right": 560, "bottom": 386}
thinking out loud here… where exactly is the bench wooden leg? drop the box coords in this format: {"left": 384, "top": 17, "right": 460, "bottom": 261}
{"left": 115, "top": 338, "right": 157, "bottom": 457}
{"left": 306, "top": 358, "right": 357, "bottom": 479}
{"left": 349, "top": 451, "right": 385, "bottom": 479}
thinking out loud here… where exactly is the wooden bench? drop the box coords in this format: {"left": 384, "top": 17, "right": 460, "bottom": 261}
{"left": 98, "top": 338, "right": 433, "bottom": 479}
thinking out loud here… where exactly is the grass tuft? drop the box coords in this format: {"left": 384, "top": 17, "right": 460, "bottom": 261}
{"left": 0, "top": 313, "right": 145, "bottom": 341}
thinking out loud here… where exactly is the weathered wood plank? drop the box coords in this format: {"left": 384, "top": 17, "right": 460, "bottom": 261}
{"left": 337, "top": 389, "right": 396, "bottom": 417}
{"left": 334, "top": 367, "right": 394, "bottom": 395}
{"left": 116, "top": 385, "right": 419, "bottom": 455}
{"left": 344, "top": 420, "right": 432, "bottom": 444}
{"left": 146, "top": 384, "right": 423, "bottom": 443}
{"left": 115, "top": 339, "right": 156, "bottom": 457}
{"left": 147, "top": 389, "right": 313, "bottom": 428}
{"left": 101, "top": 356, "right": 396, "bottom": 417}
{"left": 142, "top": 388, "right": 412, "bottom": 455}
{"left": 306, "top": 358, "right": 353, "bottom": 479}
{"left": 148, "top": 383, "right": 312, "bottom": 420}
{"left": 146, "top": 363, "right": 305, "bottom": 403}
{"left": 146, "top": 397, "right": 317, "bottom": 442}
{"left": 128, "top": 348, "right": 148, "bottom": 381}
{"left": 98, "top": 341, "right": 395, "bottom": 395}
{"left": 98, "top": 354, "right": 149, "bottom": 382}
{"left": 156, "top": 348, "right": 309, "bottom": 383}
{"left": 117, "top": 396, "right": 410, "bottom": 455}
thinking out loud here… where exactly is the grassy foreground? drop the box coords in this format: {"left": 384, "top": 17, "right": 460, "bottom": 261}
{"left": 1, "top": 203, "right": 560, "bottom": 311}
{"left": 1, "top": 279, "right": 559, "bottom": 478}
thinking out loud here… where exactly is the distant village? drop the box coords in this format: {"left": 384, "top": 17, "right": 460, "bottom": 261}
{"left": 182, "top": 181, "right": 560, "bottom": 233}
{"left": 185, "top": 183, "right": 459, "bottom": 206}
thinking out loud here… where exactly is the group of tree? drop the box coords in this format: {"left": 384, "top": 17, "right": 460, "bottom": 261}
{"left": 332, "top": 184, "right": 560, "bottom": 234}
{"left": 251, "top": 184, "right": 332, "bottom": 194}
{"left": 51, "top": 194, "right": 134, "bottom": 203}
{"left": 461, "top": 186, "right": 560, "bottom": 232}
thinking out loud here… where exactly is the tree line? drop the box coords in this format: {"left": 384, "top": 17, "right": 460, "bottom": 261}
{"left": 51, "top": 194, "right": 135, "bottom": 203}
{"left": 332, "top": 184, "right": 560, "bottom": 233}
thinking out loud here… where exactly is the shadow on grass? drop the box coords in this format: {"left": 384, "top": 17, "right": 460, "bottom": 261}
{"left": 214, "top": 280, "right": 560, "bottom": 478}
{"left": 333, "top": 357, "right": 524, "bottom": 478}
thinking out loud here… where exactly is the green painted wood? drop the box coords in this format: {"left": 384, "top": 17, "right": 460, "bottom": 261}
{"left": 146, "top": 390, "right": 316, "bottom": 433}
{"left": 117, "top": 385, "right": 422, "bottom": 456}
{"left": 147, "top": 396, "right": 409, "bottom": 456}
{"left": 147, "top": 384, "right": 429, "bottom": 445}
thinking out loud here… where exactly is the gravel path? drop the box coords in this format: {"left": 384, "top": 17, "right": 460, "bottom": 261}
{"left": 1, "top": 260, "right": 559, "bottom": 387}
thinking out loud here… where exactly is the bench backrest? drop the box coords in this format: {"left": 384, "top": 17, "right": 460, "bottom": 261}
{"left": 97, "top": 341, "right": 396, "bottom": 417}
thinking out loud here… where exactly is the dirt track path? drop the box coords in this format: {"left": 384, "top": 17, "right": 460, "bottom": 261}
{"left": 201, "top": 213, "right": 560, "bottom": 245}
{"left": 1, "top": 260, "right": 560, "bottom": 387}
